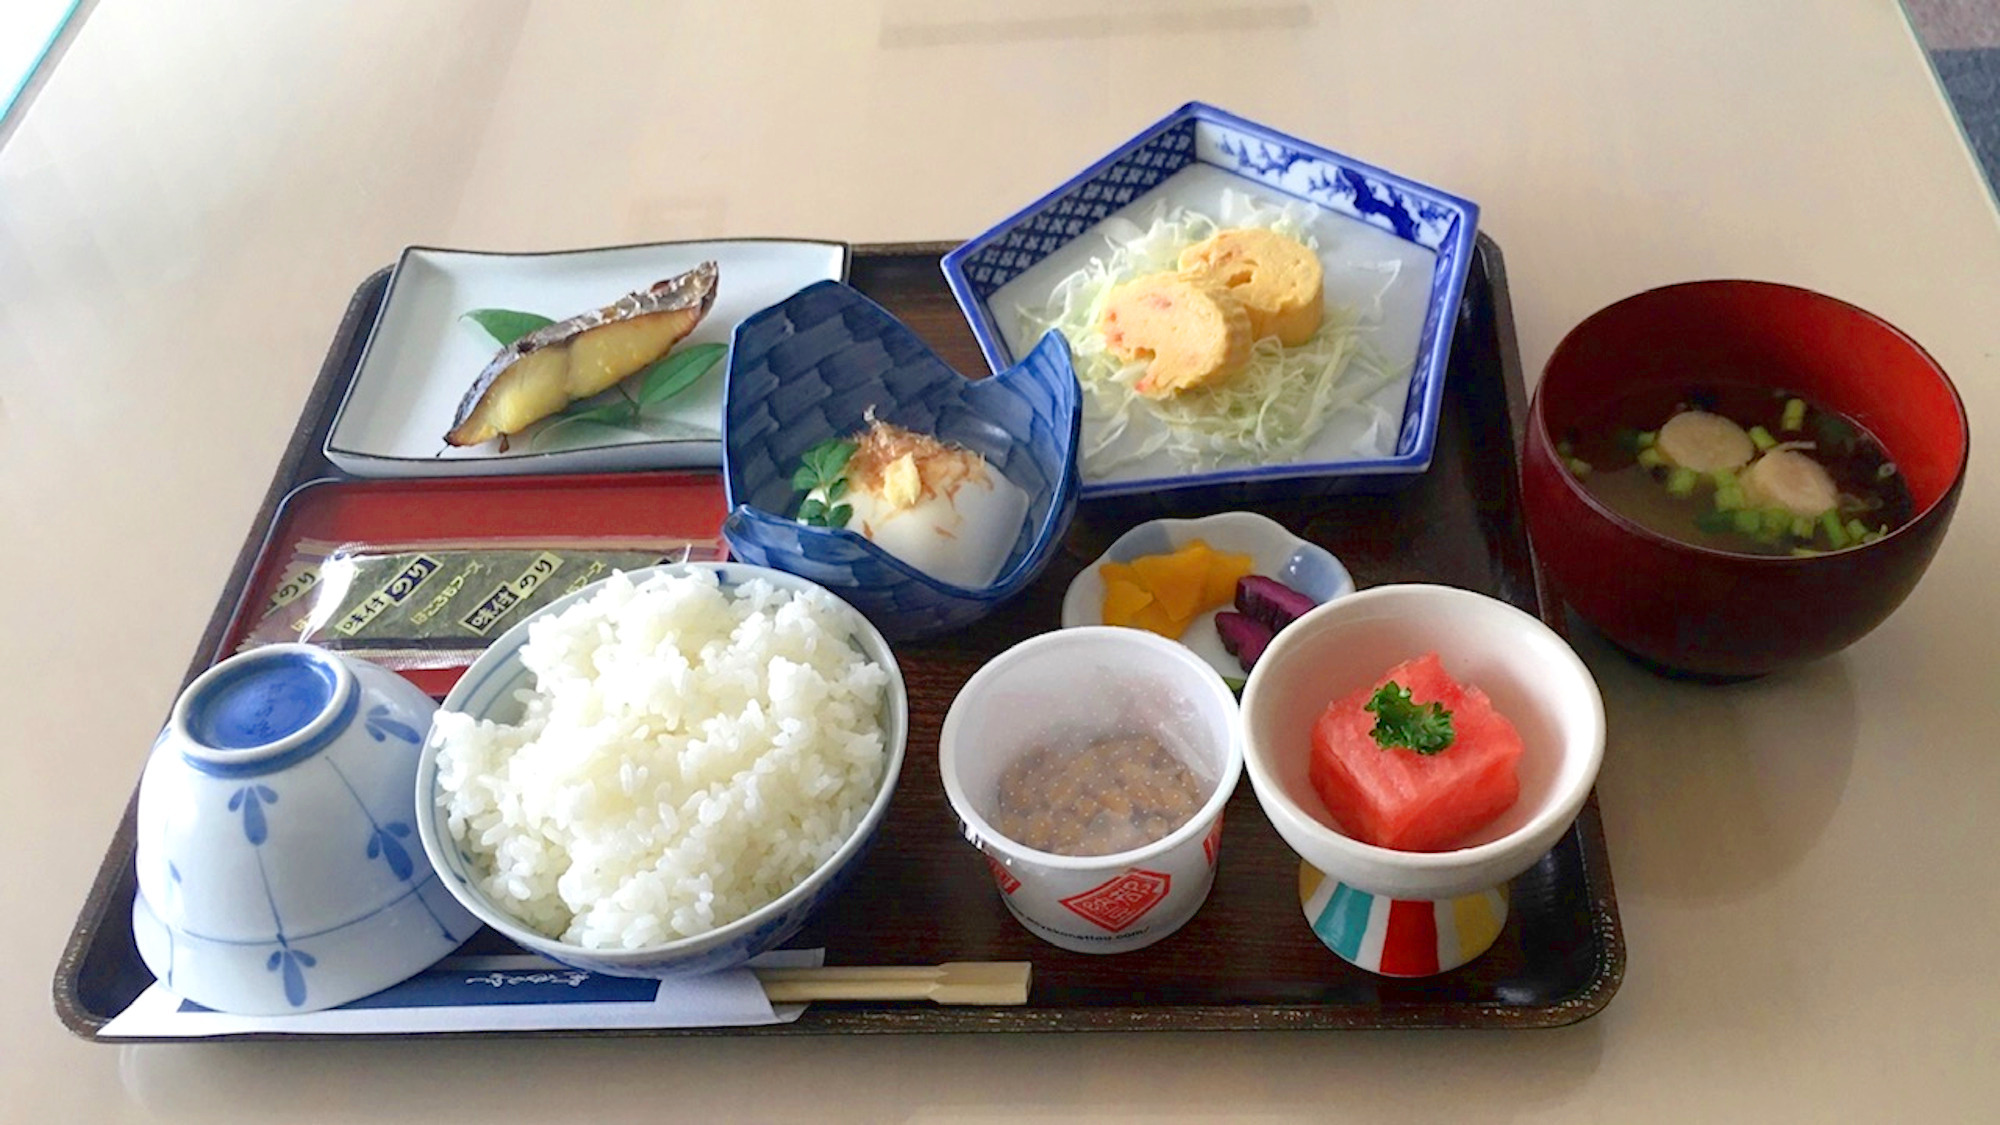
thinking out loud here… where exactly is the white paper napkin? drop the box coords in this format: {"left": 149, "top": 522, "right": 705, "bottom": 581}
{"left": 98, "top": 950, "right": 823, "bottom": 1038}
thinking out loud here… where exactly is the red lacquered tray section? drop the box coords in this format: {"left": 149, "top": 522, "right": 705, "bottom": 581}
{"left": 215, "top": 472, "right": 728, "bottom": 696}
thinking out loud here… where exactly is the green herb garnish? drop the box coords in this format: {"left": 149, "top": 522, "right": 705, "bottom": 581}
{"left": 793, "top": 438, "right": 857, "bottom": 529}
{"left": 1365, "top": 681, "right": 1455, "bottom": 755}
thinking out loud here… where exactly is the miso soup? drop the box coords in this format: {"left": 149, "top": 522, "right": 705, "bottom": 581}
{"left": 1557, "top": 384, "right": 1914, "bottom": 557}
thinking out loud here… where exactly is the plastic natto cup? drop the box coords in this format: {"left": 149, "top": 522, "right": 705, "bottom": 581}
{"left": 940, "top": 627, "right": 1244, "bottom": 954}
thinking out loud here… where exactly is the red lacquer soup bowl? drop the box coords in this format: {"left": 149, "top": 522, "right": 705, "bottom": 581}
{"left": 1522, "top": 281, "right": 1968, "bottom": 679}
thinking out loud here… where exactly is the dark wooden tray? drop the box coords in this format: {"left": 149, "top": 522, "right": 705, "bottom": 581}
{"left": 54, "top": 236, "right": 1623, "bottom": 1038}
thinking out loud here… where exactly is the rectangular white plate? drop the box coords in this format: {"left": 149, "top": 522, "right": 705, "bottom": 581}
{"left": 324, "top": 239, "right": 849, "bottom": 477}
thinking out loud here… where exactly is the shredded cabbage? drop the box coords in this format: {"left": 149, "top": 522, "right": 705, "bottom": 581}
{"left": 1017, "top": 193, "right": 1408, "bottom": 477}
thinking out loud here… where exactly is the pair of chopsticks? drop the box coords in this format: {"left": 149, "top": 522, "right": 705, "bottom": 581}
{"left": 752, "top": 961, "right": 1032, "bottom": 1006}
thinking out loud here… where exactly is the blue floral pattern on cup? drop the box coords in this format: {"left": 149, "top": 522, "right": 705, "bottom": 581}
{"left": 223, "top": 778, "right": 323, "bottom": 1006}
{"left": 364, "top": 703, "right": 421, "bottom": 744}
{"left": 325, "top": 756, "right": 461, "bottom": 939}
{"left": 228, "top": 785, "right": 278, "bottom": 845}
{"left": 267, "top": 946, "right": 318, "bottom": 1007}
{"left": 367, "top": 822, "right": 416, "bottom": 881}
{"left": 132, "top": 645, "right": 477, "bottom": 1015}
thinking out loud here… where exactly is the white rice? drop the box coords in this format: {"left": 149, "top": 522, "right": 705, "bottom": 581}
{"left": 429, "top": 569, "right": 891, "bottom": 950}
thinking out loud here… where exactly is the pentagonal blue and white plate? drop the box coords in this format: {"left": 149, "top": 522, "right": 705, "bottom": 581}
{"left": 943, "top": 103, "right": 1478, "bottom": 498}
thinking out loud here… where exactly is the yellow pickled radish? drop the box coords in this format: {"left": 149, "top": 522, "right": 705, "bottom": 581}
{"left": 1101, "top": 578, "right": 1156, "bottom": 627}
{"left": 1131, "top": 552, "right": 1206, "bottom": 622}
{"left": 1099, "top": 538, "right": 1258, "bottom": 639}
{"left": 1128, "top": 601, "right": 1184, "bottom": 639}
{"left": 1202, "top": 547, "right": 1255, "bottom": 607}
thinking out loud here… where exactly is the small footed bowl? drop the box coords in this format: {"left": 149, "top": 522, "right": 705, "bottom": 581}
{"left": 133, "top": 644, "right": 476, "bottom": 1014}
{"left": 721, "top": 280, "right": 1082, "bottom": 641}
{"left": 1240, "top": 585, "right": 1604, "bottom": 976}
{"left": 414, "top": 562, "right": 909, "bottom": 977}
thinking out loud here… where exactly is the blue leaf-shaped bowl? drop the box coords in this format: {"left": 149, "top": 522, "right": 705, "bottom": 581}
{"left": 722, "top": 281, "right": 1082, "bottom": 640}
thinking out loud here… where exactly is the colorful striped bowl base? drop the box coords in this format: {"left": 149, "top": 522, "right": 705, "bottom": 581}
{"left": 1298, "top": 862, "right": 1509, "bottom": 977}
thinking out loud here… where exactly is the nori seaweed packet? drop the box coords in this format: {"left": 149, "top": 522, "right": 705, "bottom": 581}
{"left": 238, "top": 535, "right": 722, "bottom": 669}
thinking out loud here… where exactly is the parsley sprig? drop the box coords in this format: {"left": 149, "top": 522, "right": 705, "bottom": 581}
{"left": 793, "top": 438, "right": 857, "bottom": 529}
{"left": 1365, "top": 681, "right": 1455, "bottom": 755}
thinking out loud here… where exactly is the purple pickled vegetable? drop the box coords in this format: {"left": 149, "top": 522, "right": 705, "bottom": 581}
{"left": 1215, "top": 611, "right": 1277, "bottom": 673}
{"left": 1235, "top": 574, "right": 1316, "bottom": 630}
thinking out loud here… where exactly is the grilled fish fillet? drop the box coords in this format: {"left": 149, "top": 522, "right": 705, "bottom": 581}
{"left": 444, "top": 261, "right": 719, "bottom": 448}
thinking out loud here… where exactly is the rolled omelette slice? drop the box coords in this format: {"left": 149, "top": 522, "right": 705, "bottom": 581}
{"left": 1098, "top": 274, "right": 1253, "bottom": 398}
{"left": 1178, "top": 228, "right": 1324, "bottom": 347}
{"left": 445, "top": 260, "right": 719, "bottom": 448}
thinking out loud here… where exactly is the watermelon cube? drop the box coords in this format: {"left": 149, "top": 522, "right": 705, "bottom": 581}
{"left": 1308, "top": 653, "right": 1523, "bottom": 852}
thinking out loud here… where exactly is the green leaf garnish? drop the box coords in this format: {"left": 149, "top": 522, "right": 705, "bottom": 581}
{"left": 1365, "top": 681, "right": 1455, "bottom": 755}
{"left": 560, "top": 401, "right": 641, "bottom": 427}
{"left": 523, "top": 414, "right": 640, "bottom": 452}
{"left": 463, "top": 309, "right": 555, "bottom": 347}
{"left": 811, "top": 439, "right": 856, "bottom": 481}
{"left": 635, "top": 342, "right": 726, "bottom": 407}
{"left": 528, "top": 342, "right": 723, "bottom": 443}
{"left": 793, "top": 438, "right": 858, "bottom": 528}
{"left": 503, "top": 334, "right": 725, "bottom": 453}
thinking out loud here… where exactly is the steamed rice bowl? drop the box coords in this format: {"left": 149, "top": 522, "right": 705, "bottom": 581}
{"left": 429, "top": 568, "right": 892, "bottom": 951}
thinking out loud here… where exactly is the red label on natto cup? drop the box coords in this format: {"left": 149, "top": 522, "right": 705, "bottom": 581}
{"left": 1060, "top": 869, "right": 1172, "bottom": 932}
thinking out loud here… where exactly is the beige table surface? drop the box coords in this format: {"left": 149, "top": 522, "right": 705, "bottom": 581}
{"left": 5, "top": 1, "right": 1996, "bottom": 1120}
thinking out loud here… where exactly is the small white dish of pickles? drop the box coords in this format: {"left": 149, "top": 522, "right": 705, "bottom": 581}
{"left": 1061, "top": 511, "right": 1355, "bottom": 687}
{"left": 325, "top": 239, "right": 847, "bottom": 477}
